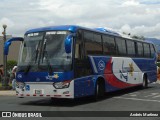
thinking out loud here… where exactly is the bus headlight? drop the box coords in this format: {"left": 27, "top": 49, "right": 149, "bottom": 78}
{"left": 53, "top": 80, "right": 71, "bottom": 89}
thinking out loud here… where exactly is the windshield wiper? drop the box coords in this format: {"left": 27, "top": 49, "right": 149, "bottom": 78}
{"left": 24, "top": 50, "right": 38, "bottom": 74}
{"left": 24, "top": 41, "right": 41, "bottom": 74}
{"left": 43, "top": 51, "right": 53, "bottom": 75}
{"left": 41, "top": 40, "right": 53, "bottom": 76}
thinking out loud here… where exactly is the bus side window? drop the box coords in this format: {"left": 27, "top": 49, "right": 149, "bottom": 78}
{"left": 143, "top": 43, "right": 150, "bottom": 58}
{"left": 102, "top": 35, "right": 116, "bottom": 55}
{"left": 126, "top": 40, "right": 136, "bottom": 57}
{"left": 84, "top": 31, "right": 94, "bottom": 55}
{"left": 137, "top": 42, "right": 144, "bottom": 57}
{"left": 84, "top": 31, "right": 103, "bottom": 55}
{"left": 150, "top": 44, "right": 155, "bottom": 58}
{"left": 115, "top": 38, "right": 127, "bottom": 56}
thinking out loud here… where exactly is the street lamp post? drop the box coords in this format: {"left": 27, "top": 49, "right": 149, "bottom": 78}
{"left": 2, "top": 24, "right": 8, "bottom": 87}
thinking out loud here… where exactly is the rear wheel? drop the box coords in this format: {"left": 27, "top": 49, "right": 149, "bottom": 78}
{"left": 142, "top": 75, "right": 148, "bottom": 88}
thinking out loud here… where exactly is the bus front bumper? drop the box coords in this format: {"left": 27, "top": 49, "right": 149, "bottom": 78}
{"left": 16, "top": 81, "right": 74, "bottom": 99}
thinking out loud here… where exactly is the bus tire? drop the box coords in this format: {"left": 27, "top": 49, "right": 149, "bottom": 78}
{"left": 142, "top": 75, "right": 148, "bottom": 88}
{"left": 94, "top": 79, "right": 105, "bottom": 100}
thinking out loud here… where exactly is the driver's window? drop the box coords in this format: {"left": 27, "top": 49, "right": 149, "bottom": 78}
{"left": 75, "top": 43, "right": 80, "bottom": 59}
{"left": 75, "top": 30, "right": 83, "bottom": 59}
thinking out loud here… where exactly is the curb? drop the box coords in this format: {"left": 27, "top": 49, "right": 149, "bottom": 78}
{"left": 156, "top": 80, "right": 160, "bottom": 84}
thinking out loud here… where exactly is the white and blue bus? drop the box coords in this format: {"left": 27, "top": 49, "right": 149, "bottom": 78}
{"left": 5, "top": 25, "right": 157, "bottom": 99}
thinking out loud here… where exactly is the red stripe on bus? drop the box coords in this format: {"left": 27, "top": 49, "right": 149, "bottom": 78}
{"left": 104, "top": 58, "right": 137, "bottom": 89}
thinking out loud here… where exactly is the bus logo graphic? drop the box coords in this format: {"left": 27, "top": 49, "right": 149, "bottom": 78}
{"left": 129, "top": 63, "right": 134, "bottom": 76}
{"left": 119, "top": 61, "right": 135, "bottom": 81}
{"left": 53, "top": 74, "right": 59, "bottom": 79}
{"left": 17, "top": 74, "right": 22, "bottom": 79}
{"left": 98, "top": 60, "right": 105, "bottom": 70}
{"left": 46, "top": 74, "right": 59, "bottom": 80}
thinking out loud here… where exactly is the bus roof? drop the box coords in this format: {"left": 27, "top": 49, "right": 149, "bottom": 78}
{"left": 25, "top": 25, "right": 121, "bottom": 37}
{"left": 25, "top": 25, "right": 154, "bottom": 45}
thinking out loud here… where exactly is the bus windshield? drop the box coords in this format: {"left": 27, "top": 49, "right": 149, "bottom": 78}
{"left": 18, "top": 31, "right": 72, "bottom": 72}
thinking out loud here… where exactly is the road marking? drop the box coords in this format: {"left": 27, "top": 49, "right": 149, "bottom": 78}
{"left": 144, "top": 93, "right": 159, "bottom": 97}
{"left": 129, "top": 94, "right": 137, "bottom": 97}
{"left": 152, "top": 95, "right": 160, "bottom": 98}
{"left": 127, "top": 93, "right": 138, "bottom": 95}
{"left": 114, "top": 96, "right": 160, "bottom": 103}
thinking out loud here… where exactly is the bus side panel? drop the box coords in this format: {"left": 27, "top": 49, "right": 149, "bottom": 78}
{"left": 88, "top": 56, "right": 143, "bottom": 92}
{"left": 103, "top": 57, "right": 142, "bottom": 90}
{"left": 147, "top": 59, "right": 157, "bottom": 83}
{"left": 133, "top": 58, "right": 157, "bottom": 83}
{"left": 104, "top": 74, "right": 121, "bottom": 92}
{"left": 74, "top": 76, "right": 95, "bottom": 98}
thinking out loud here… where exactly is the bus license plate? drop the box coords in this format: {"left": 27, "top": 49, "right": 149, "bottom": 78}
{"left": 35, "top": 90, "right": 42, "bottom": 94}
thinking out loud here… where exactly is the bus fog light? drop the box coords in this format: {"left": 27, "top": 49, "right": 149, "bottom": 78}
{"left": 63, "top": 91, "right": 69, "bottom": 94}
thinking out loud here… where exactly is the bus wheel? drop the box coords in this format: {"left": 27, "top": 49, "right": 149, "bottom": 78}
{"left": 142, "top": 75, "right": 148, "bottom": 88}
{"left": 94, "top": 79, "right": 105, "bottom": 100}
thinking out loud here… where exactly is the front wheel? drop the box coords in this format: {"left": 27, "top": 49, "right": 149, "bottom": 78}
{"left": 94, "top": 80, "right": 105, "bottom": 100}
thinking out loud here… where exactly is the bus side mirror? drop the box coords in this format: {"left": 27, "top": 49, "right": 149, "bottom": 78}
{"left": 4, "top": 41, "right": 11, "bottom": 55}
{"left": 4, "top": 37, "right": 24, "bottom": 55}
{"left": 65, "top": 34, "right": 73, "bottom": 54}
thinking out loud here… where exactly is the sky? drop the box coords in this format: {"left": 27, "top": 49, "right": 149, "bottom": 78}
{"left": 0, "top": 0, "right": 160, "bottom": 39}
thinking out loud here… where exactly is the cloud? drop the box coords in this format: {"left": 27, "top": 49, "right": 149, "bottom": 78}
{"left": 0, "top": 18, "right": 15, "bottom": 27}
{"left": 0, "top": 0, "right": 160, "bottom": 39}
{"left": 0, "top": 17, "right": 15, "bottom": 36}
{"left": 121, "top": 0, "right": 140, "bottom": 6}
{"left": 38, "top": 0, "right": 87, "bottom": 19}
{"left": 140, "top": 0, "right": 160, "bottom": 5}
{"left": 119, "top": 23, "right": 160, "bottom": 38}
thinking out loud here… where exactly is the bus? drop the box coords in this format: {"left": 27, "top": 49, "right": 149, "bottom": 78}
{"left": 4, "top": 25, "right": 157, "bottom": 99}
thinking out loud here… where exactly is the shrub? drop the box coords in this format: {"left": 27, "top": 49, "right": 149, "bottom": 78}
{"left": 7, "top": 60, "right": 17, "bottom": 71}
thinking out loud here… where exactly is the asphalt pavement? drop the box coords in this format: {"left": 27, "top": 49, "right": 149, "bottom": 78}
{"left": 0, "top": 82, "right": 160, "bottom": 120}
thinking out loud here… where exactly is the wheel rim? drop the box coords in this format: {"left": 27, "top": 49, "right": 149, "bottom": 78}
{"left": 96, "top": 83, "right": 99, "bottom": 96}
{"left": 143, "top": 78, "right": 145, "bottom": 87}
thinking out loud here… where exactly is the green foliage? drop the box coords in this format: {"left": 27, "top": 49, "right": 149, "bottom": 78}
{"left": 7, "top": 60, "right": 17, "bottom": 71}
{"left": 157, "top": 62, "right": 160, "bottom": 67}
{"left": 122, "top": 32, "right": 145, "bottom": 41}
{"left": 131, "top": 35, "right": 145, "bottom": 40}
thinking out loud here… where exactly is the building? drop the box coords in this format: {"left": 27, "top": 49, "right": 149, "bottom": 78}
{"left": 0, "top": 35, "right": 21, "bottom": 64}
